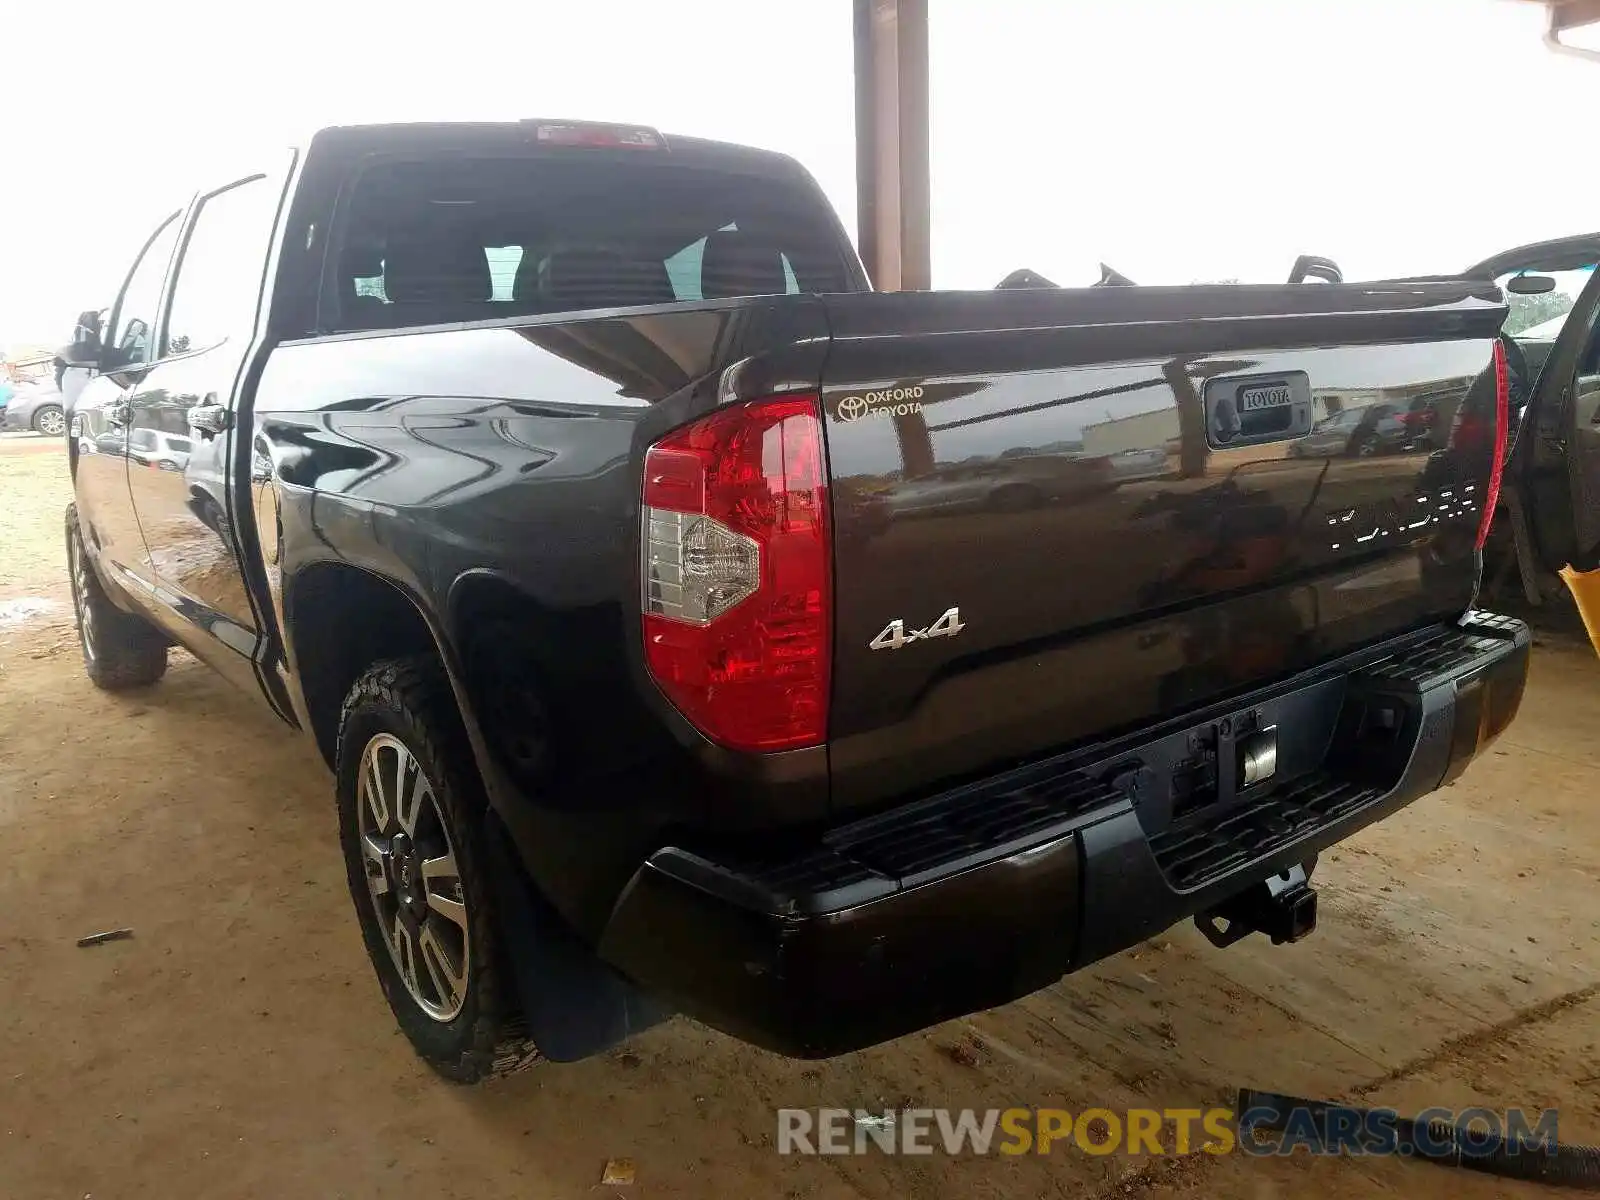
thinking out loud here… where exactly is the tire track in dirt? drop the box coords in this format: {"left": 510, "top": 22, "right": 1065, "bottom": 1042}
{"left": 1099, "top": 982, "right": 1600, "bottom": 1197}
{"left": 1347, "top": 981, "right": 1600, "bottom": 1101}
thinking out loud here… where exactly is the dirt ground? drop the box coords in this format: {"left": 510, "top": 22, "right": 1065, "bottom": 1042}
{"left": 1, "top": 432, "right": 1596, "bottom": 1199}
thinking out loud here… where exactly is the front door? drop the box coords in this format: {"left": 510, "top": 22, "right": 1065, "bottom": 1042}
{"left": 72, "top": 212, "right": 182, "bottom": 588}
{"left": 124, "top": 171, "right": 287, "bottom": 698}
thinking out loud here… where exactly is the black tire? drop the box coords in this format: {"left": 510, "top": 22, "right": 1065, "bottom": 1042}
{"left": 65, "top": 505, "right": 168, "bottom": 690}
{"left": 335, "top": 657, "right": 541, "bottom": 1084}
{"left": 32, "top": 404, "right": 66, "bottom": 436}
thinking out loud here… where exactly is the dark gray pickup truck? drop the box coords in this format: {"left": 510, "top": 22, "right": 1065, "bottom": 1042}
{"left": 58, "top": 119, "right": 1600, "bottom": 1082}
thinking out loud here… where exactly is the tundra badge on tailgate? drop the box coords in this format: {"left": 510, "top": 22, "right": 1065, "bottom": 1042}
{"left": 870, "top": 607, "right": 965, "bottom": 651}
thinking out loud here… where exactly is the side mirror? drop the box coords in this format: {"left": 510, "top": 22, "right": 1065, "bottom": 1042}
{"left": 58, "top": 308, "right": 104, "bottom": 369}
{"left": 1507, "top": 274, "right": 1558, "bottom": 295}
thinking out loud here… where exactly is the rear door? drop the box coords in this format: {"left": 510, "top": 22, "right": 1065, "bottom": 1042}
{"left": 124, "top": 168, "right": 290, "bottom": 700}
{"left": 1516, "top": 261, "right": 1600, "bottom": 578}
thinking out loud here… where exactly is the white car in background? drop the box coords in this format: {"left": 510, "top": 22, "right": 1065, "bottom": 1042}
{"left": 127, "top": 428, "right": 193, "bottom": 472}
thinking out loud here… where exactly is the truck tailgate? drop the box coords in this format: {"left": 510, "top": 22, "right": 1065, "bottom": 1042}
{"left": 820, "top": 282, "right": 1506, "bottom": 812}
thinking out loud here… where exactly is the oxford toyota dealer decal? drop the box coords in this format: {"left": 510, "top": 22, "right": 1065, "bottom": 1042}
{"left": 834, "top": 386, "right": 925, "bottom": 422}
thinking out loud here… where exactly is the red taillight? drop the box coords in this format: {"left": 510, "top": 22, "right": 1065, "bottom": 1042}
{"left": 1475, "top": 339, "right": 1510, "bottom": 551}
{"left": 641, "top": 395, "right": 831, "bottom": 752}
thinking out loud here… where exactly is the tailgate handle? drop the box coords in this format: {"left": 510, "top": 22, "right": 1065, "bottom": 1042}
{"left": 1205, "top": 372, "right": 1312, "bottom": 450}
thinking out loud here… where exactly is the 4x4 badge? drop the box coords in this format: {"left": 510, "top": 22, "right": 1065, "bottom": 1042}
{"left": 869, "top": 607, "right": 965, "bottom": 651}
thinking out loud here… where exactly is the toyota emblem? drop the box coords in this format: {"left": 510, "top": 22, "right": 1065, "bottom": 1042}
{"left": 836, "top": 395, "right": 871, "bottom": 423}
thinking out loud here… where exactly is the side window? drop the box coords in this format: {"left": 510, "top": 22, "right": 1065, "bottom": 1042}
{"left": 352, "top": 270, "right": 387, "bottom": 300}
{"left": 163, "top": 176, "right": 279, "bottom": 357}
{"left": 663, "top": 236, "right": 707, "bottom": 300}
{"left": 663, "top": 226, "right": 802, "bottom": 301}
{"left": 484, "top": 246, "right": 524, "bottom": 302}
{"left": 108, "top": 215, "right": 182, "bottom": 368}
{"left": 343, "top": 246, "right": 522, "bottom": 304}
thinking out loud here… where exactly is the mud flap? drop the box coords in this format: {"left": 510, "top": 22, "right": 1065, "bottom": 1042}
{"left": 481, "top": 808, "right": 672, "bottom": 1061}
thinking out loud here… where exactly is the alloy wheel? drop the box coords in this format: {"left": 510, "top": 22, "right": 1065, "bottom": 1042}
{"left": 356, "top": 733, "right": 471, "bottom": 1022}
{"left": 36, "top": 407, "right": 66, "bottom": 436}
{"left": 68, "top": 529, "right": 96, "bottom": 663}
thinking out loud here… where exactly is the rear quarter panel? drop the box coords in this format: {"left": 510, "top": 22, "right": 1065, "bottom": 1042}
{"left": 247, "top": 301, "right": 832, "bottom": 932}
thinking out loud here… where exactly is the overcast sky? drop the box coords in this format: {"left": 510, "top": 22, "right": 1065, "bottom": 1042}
{"left": 1, "top": 0, "right": 1592, "bottom": 350}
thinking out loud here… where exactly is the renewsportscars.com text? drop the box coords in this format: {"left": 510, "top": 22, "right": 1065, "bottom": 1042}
{"left": 777, "top": 1105, "right": 1560, "bottom": 1158}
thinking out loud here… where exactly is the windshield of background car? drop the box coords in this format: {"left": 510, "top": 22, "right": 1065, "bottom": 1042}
{"left": 1500, "top": 265, "right": 1596, "bottom": 342}
{"left": 330, "top": 152, "right": 857, "bottom": 331}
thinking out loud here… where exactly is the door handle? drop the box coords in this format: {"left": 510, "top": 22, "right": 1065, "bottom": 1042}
{"left": 187, "top": 400, "right": 231, "bottom": 437}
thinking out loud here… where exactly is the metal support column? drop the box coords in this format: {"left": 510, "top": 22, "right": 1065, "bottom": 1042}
{"left": 853, "top": 0, "right": 931, "bottom": 292}
{"left": 853, "top": 0, "right": 935, "bottom": 476}
{"left": 1546, "top": 0, "right": 1600, "bottom": 62}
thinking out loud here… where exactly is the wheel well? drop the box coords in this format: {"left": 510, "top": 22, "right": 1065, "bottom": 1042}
{"left": 288, "top": 564, "right": 442, "bottom": 768}
{"left": 447, "top": 576, "right": 557, "bottom": 785}
{"left": 447, "top": 573, "right": 665, "bottom": 792}
{"left": 450, "top": 573, "right": 542, "bottom": 645}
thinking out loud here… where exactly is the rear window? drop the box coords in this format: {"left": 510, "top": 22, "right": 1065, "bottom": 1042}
{"left": 331, "top": 153, "right": 854, "bottom": 331}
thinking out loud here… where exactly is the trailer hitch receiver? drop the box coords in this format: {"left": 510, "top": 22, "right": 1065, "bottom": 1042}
{"left": 1195, "top": 862, "right": 1318, "bottom": 948}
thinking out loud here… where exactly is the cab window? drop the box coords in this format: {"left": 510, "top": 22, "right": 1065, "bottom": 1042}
{"left": 330, "top": 153, "right": 853, "bottom": 331}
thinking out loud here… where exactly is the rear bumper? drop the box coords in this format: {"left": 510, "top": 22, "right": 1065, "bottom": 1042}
{"left": 598, "top": 612, "right": 1530, "bottom": 1058}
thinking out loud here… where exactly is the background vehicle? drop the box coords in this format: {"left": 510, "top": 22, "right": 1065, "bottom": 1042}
{"left": 1, "top": 380, "right": 67, "bottom": 435}
{"left": 882, "top": 452, "right": 1110, "bottom": 517}
{"left": 56, "top": 119, "right": 1598, "bottom": 1081}
{"left": 1289, "top": 404, "right": 1408, "bottom": 458}
{"left": 126, "top": 428, "right": 192, "bottom": 471}
{"left": 1106, "top": 446, "right": 1169, "bottom": 480}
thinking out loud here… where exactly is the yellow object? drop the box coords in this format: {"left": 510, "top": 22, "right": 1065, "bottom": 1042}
{"left": 599, "top": 1158, "right": 636, "bottom": 1187}
{"left": 1559, "top": 565, "right": 1600, "bottom": 658}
